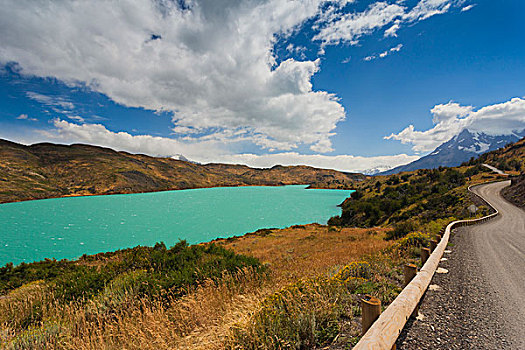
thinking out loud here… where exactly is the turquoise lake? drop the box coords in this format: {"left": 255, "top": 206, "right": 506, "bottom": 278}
{"left": 0, "top": 185, "right": 353, "bottom": 266}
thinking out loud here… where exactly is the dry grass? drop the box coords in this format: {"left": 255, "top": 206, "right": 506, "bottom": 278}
{"left": 1, "top": 225, "right": 394, "bottom": 349}
{"left": 216, "top": 224, "right": 392, "bottom": 282}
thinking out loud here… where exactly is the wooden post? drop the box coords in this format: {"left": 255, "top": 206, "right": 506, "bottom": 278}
{"left": 404, "top": 263, "right": 417, "bottom": 287}
{"left": 421, "top": 247, "right": 430, "bottom": 265}
{"left": 361, "top": 295, "right": 381, "bottom": 336}
{"left": 430, "top": 239, "right": 438, "bottom": 252}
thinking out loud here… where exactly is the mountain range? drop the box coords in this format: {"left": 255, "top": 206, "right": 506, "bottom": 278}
{"left": 0, "top": 139, "right": 364, "bottom": 204}
{"left": 379, "top": 129, "right": 525, "bottom": 175}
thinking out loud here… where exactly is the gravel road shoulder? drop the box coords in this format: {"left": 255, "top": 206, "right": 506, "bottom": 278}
{"left": 396, "top": 225, "right": 517, "bottom": 349}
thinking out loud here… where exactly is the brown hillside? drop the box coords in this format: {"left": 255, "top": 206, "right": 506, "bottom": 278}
{"left": 473, "top": 137, "right": 525, "bottom": 209}
{"left": 475, "top": 136, "right": 525, "bottom": 174}
{"left": 0, "top": 139, "right": 364, "bottom": 203}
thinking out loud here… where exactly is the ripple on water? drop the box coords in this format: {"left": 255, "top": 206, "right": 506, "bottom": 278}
{"left": 0, "top": 185, "right": 353, "bottom": 265}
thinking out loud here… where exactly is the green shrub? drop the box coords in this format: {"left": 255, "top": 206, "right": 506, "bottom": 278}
{"left": 392, "top": 231, "right": 430, "bottom": 253}
{"left": 232, "top": 256, "right": 403, "bottom": 349}
{"left": 0, "top": 240, "right": 264, "bottom": 328}
{"left": 386, "top": 221, "right": 418, "bottom": 240}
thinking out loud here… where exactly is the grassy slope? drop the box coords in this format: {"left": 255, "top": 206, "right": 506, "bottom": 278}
{"left": 328, "top": 162, "right": 512, "bottom": 239}
{"left": 470, "top": 136, "right": 525, "bottom": 174}
{"left": 331, "top": 137, "right": 524, "bottom": 235}
{"left": 0, "top": 139, "right": 364, "bottom": 204}
{"left": 0, "top": 225, "right": 395, "bottom": 349}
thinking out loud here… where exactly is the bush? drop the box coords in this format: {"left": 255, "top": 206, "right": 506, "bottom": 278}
{"left": 0, "top": 240, "right": 264, "bottom": 330}
{"left": 386, "top": 221, "right": 418, "bottom": 240}
{"left": 232, "top": 256, "right": 403, "bottom": 349}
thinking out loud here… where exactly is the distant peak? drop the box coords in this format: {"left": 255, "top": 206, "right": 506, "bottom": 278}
{"left": 457, "top": 128, "right": 474, "bottom": 137}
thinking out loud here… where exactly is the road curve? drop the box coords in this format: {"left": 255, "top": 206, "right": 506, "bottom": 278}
{"left": 398, "top": 180, "right": 525, "bottom": 349}
{"left": 470, "top": 180, "right": 525, "bottom": 320}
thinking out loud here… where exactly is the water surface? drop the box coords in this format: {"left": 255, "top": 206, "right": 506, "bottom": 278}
{"left": 0, "top": 185, "right": 353, "bottom": 266}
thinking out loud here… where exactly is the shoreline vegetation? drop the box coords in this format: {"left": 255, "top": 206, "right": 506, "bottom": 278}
{"left": 1, "top": 138, "right": 522, "bottom": 349}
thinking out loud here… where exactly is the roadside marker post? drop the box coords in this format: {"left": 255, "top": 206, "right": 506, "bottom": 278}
{"left": 430, "top": 239, "right": 438, "bottom": 252}
{"left": 421, "top": 247, "right": 430, "bottom": 265}
{"left": 361, "top": 295, "right": 381, "bottom": 336}
{"left": 404, "top": 263, "right": 417, "bottom": 287}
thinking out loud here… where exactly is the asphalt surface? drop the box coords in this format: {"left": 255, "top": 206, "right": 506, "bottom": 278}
{"left": 397, "top": 180, "right": 525, "bottom": 349}
{"left": 482, "top": 163, "right": 509, "bottom": 176}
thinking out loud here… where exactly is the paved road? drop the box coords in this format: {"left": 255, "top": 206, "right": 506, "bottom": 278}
{"left": 398, "top": 180, "right": 525, "bottom": 349}
{"left": 482, "top": 163, "right": 509, "bottom": 176}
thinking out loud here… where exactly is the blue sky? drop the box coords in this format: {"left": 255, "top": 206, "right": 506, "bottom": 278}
{"left": 1, "top": 0, "right": 524, "bottom": 172}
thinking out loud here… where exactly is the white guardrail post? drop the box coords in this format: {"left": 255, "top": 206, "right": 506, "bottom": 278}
{"left": 353, "top": 182, "right": 502, "bottom": 350}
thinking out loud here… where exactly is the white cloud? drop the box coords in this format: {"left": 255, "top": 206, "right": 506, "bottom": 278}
{"left": 404, "top": 0, "right": 452, "bottom": 21}
{"left": 0, "top": 0, "right": 470, "bottom": 156}
{"left": 16, "top": 113, "right": 37, "bottom": 121}
{"left": 66, "top": 115, "right": 85, "bottom": 123}
{"left": 314, "top": 0, "right": 460, "bottom": 47}
{"left": 384, "top": 22, "right": 401, "bottom": 37}
{"left": 26, "top": 92, "right": 75, "bottom": 110}
{"left": 385, "top": 97, "right": 525, "bottom": 152}
{"left": 219, "top": 153, "right": 419, "bottom": 174}
{"left": 390, "top": 44, "right": 403, "bottom": 53}
{"left": 314, "top": 2, "right": 406, "bottom": 46}
{"left": 286, "top": 43, "right": 307, "bottom": 59}
{"left": 37, "top": 119, "right": 418, "bottom": 173}
{"left": 1, "top": 0, "right": 346, "bottom": 153}
{"left": 430, "top": 101, "right": 472, "bottom": 124}
{"left": 365, "top": 44, "right": 403, "bottom": 61}
{"left": 461, "top": 4, "right": 475, "bottom": 12}
{"left": 47, "top": 119, "right": 224, "bottom": 160}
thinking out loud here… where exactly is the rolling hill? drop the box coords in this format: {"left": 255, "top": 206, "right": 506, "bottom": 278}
{"left": 0, "top": 139, "right": 364, "bottom": 204}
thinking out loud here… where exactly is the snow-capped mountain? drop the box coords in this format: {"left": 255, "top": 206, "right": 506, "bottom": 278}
{"left": 379, "top": 129, "right": 525, "bottom": 175}
{"left": 362, "top": 165, "right": 394, "bottom": 175}
{"left": 170, "top": 154, "right": 202, "bottom": 164}
{"left": 172, "top": 154, "right": 190, "bottom": 162}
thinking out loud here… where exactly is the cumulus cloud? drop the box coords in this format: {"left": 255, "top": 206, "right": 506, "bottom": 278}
{"left": 47, "top": 119, "right": 224, "bottom": 160}
{"left": 0, "top": 0, "right": 471, "bottom": 156}
{"left": 385, "top": 97, "right": 525, "bottom": 152}
{"left": 0, "top": 0, "right": 347, "bottom": 153}
{"left": 430, "top": 101, "right": 473, "bottom": 124}
{"left": 40, "top": 119, "right": 418, "bottom": 173}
